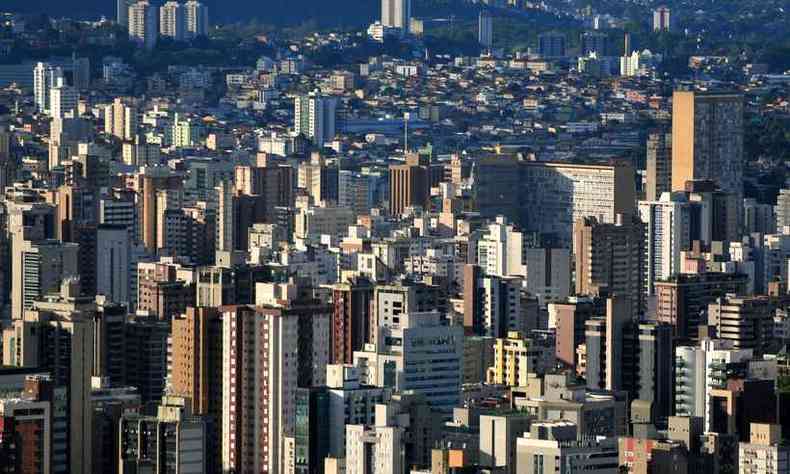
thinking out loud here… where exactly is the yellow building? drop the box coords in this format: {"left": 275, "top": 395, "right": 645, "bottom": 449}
{"left": 487, "top": 331, "right": 535, "bottom": 387}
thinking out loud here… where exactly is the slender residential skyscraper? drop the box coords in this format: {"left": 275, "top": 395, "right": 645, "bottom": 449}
{"left": 479, "top": 11, "right": 493, "bottom": 48}
{"left": 33, "top": 62, "right": 64, "bottom": 114}
{"left": 645, "top": 131, "right": 672, "bottom": 201}
{"left": 159, "top": 1, "right": 185, "bottom": 41}
{"left": 653, "top": 6, "right": 671, "bottom": 31}
{"left": 184, "top": 0, "right": 209, "bottom": 38}
{"left": 671, "top": 90, "right": 744, "bottom": 207}
{"left": 381, "top": 0, "right": 411, "bottom": 32}
{"left": 128, "top": 1, "right": 158, "bottom": 50}
{"left": 294, "top": 92, "right": 337, "bottom": 147}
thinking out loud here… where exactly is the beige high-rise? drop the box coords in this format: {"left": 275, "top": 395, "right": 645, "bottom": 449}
{"left": 671, "top": 91, "right": 743, "bottom": 199}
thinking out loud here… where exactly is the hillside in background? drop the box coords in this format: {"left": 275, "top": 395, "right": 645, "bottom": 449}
{"left": 3, "top": 0, "right": 381, "bottom": 26}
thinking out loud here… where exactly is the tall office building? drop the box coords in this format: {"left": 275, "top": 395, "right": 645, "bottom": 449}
{"left": 645, "top": 131, "right": 672, "bottom": 201}
{"left": 573, "top": 214, "right": 645, "bottom": 319}
{"left": 638, "top": 192, "right": 692, "bottom": 297}
{"left": 33, "top": 62, "right": 64, "bottom": 114}
{"left": 354, "top": 311, "right": 462, "bottom": 415}
{"left": 653, "top": 6, "right": 671, "bottom": 31}
{"left": 128, "top": 1, "right": 158, "bottom": 50}
{"left": 184, "top": 1, "right": 209, "bottom": 38}
{"left": 159, "top": 1, "right": 185, "bottom": 41}
{"left": 381, "top": 0, "right": 411, "bottom": 32}
{"left": 294, "top": 92, "right": 337, "bottom": 147}
{"left": 479, "top": 11, "right": 493, "bottom": 48}
{"left": 671, "top": 91, "right": 744, "bottom": 220}
{"left": 389, "top": 154, "right": 430, "bottom": 215}
{"left": 537, "top": 32, "right": 566, "bottom": 58}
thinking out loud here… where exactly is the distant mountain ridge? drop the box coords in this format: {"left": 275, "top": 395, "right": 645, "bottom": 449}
{"left": 3, "top": 0, "right": 380, "bottom": 26}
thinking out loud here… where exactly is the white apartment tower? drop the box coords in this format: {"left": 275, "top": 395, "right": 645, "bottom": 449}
{"left": 184, "top": 1, "right": 209, "bottom": 38}
{"left": 638, "top": 192, "right": 691, "bottom": 297}
{"left": 381, "top": 0, "right": 411, "bottom": 32}
{"left": 294, "top": 92, "right": 337, "bottom": 147}
{"left": 128, "top": 1, "right": 158, "bottom": 50}
{"left": 33, "top": 62, "right": 64, "bottom": 114}
{"left": 159, "top": 1, "right": 185, "bottom": 41}
{"left": 49, "top": 80, "right": 78, "bottom": 119}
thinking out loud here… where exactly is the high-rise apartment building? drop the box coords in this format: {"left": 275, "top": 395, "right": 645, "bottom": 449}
{"left": 3, "top": 281, "right": 94, "bottom": 474}
{"left": 294, "top": 92, "right": 337, "bottom": 147}
{"left": 478, "top": 11, "right": 493, "bottom": 48}
{"left": 381, "top": 0, "right": 411, "bottom": 32}
{"left": 671, "top": 91, "right": 744, "bottom": 220}
{"left": 645, "top": 131, "right": 672, "bottom": 201}
{"left": 128, "top": 1, "right": 158, "bottom": 50}
{"left": 104, "top": 97, "right": 138, "bottom": 141}
{"left": 653, "top": 6, "right": 671, "bottom": 31}
{"left": 346, "top": 424, "right": 404, "bottom": 474}
{"left": 118, "top": 396, "right": 207, "bottom": 474}
{"left": 33, "top": 62, "right": 64, "bottom": 114}
{"left": 738, "top": 424, "right": 789, "bottom": 474}
{"left": 655, "top": 271, "right": 748, "bottom": 341}
{"left": 775, "top": 188, "right": 790, "bottom": 231}
{"left": 331, "top": 278, "right": 374, "bottom": 365}
{"left": 141, "top": 166, "right": 184, "bottom": 251}
{"left": 220, "top": 305, "right": 299, "bottom": 474}
{"left": 573, "top": 214, "right": 645, "bottom": 319}
{"left": 0, "top": 376, "right": 54, "bottom": 474}
{"left": 184, "top": 1, "right": 209, "bottom": 38}
{"left": 638, "top": 192, "right": 692, "bottom": 297}
{"left": 49, "top": 82, "right": 78, "bottom": 119}
{"left": 96, "top": 224, "right": 130, "bottom": 305}
{"left": 11, "top": 239, "right": 79, "bottom": 320}
{"left": 707, "top": 295, "right": 774, "bottom": 354}
{"left": 159, "top": 1, "right": 185, "bottom": 41}
{"left": 486, "top": 331, "right": 539, "bottom": 387}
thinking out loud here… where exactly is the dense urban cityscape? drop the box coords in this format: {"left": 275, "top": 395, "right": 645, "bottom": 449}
{"left": 0, "top": 0, "right": 788, "bottom": 473}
